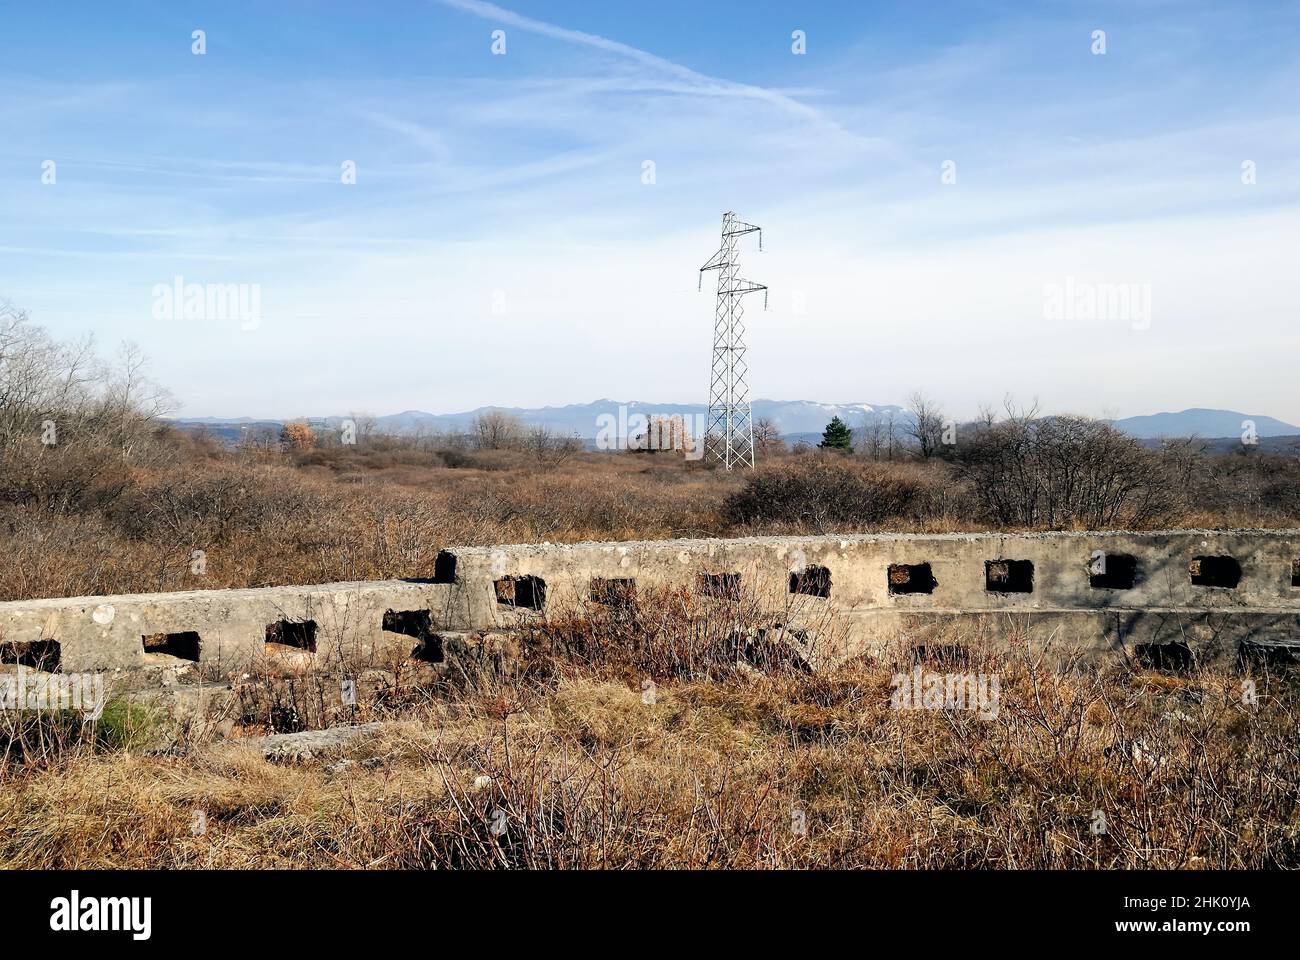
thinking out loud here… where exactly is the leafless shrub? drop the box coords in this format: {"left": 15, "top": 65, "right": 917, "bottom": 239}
{"left": 857, "top": 410, "right": 905, "bottom": 461}
{"left": 513, "top": 582, "right": 833, "bottom": 685}
{"left": 753, "top": 416, "right": 786, "bottom": 457}
{"left": 954, "top": 415, "right": 1178, "bottom": 529}
{"left": 524, "top": 424, "right": 582, "bottom": 469}
{"left": 472, "top": 410, "right": 525, "bottom": 451}
{"left": 906, "top": 391, "right": 946, "bottom": 459}
{"left": 724, "top": 453, "right": 954, "bottom": 531}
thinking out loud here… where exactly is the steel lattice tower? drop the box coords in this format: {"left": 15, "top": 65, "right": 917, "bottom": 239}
{"left": 699, "top": 211, "right": 766, "bottom": 469}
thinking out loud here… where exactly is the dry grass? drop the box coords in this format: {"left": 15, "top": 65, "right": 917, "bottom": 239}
{"left": 0, "top": 447, "right": 741, "bottom": 600}
{"left": 2, "top": 592, "right": 1298, "bottom": 870}
{"left": 7, "top": 426, "right": 1300, "bottom": 601}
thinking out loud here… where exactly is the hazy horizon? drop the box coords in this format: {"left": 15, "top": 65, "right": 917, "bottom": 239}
{"left": 166, "top": 398, "right": 1300, "bottom": 442}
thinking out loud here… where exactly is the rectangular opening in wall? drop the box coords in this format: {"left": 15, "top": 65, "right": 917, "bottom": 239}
{"left": 1291, "top": 560, "right": 1300, "bottom": 587}
{"left": 698, "top": 572, "right": 741, "bottom": 601}
{"left": 1089, "top": 553, "right": 1138, "bottom": 590}
{"left": 590, "top": 577, "right": 637, "bottom": 607}
{"left": 141, "top": 631, "right": 201, "bottom": 662}
{"left": 433, "top": 550, "right": 458, "bottom": 584}
{"left": 1238, "top": 638, "right": 1300, "bottom": 670}
{"left": 1189, "top": 555, "right": 1241, "bottom": 588}
{"left": 409, "top": 636, "right": 443, "bottom": 663}
{"left": 985, "top": 559, "right": 1034, "bottom": 594}
{"left": 383, "top": 608, "right": 432, "bottom": 638}
{"left": 265, "top": 619, "right": 317, "bottom": 653}
{"left": 494, "top": 575, "right": 546, "bottom": 610}
{"left": 888, "top": 563, "right": 936, "bottom": 595}
{"left": 789, "top": 565, "right": 832, "bottom": 598}
{"left": 0, "top": 639, "right": 61, "bottom": 671}
{"left": 1134, "top": 640, "right": 1193, "bottom": 672}
{"left": 382, "top": 608, "right": 443, "bottom": 663}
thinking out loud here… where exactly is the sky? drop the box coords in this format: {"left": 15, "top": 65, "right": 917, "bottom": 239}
{"left": 1, "top": 0, "right": 1298, "bottom": 421}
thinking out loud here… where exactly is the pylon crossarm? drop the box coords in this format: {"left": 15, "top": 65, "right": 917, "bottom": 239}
{"left": 720, "top": 279, "right": 766, "bottom": 296}
{"left": 699, "top": 248, "right": 729, "bottom": 273}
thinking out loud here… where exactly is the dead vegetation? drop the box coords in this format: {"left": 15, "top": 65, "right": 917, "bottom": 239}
{"left": 3, "top": 306, "right": 1300, "bottom": 599}
{"left": 3, "top": 307, "right": 1300, "bottom": 870}
{"left": 2, "top": 598, "right": 1298, "bottom": 869}
{"left": 10, "top": 417, "right": 1300, "bottom": 602}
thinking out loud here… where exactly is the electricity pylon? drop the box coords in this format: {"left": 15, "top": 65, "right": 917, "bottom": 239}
{"left": 699, "top": 211, "right": 766, "bottom": 469}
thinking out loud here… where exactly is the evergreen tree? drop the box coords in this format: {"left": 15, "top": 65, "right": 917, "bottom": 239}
{"left": 819, "top": 416, "right": 854, "bottom": 453}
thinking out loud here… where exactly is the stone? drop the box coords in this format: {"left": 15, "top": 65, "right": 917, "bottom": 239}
{"left": 237, "top": 722, "right": 388, "bottom": 763}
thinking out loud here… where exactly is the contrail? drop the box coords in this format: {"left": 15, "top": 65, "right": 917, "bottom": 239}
{"left": 436, "top": 0, "right": 830, "bottom": 124}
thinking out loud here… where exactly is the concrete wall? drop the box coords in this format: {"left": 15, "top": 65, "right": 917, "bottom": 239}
{"left": 4, "top": 530, "right": 1300, "bottom": 674}
{"left": 435, "top": 530, "right": 1300, "bottom": 665}
{"left": 0, "top": 580, "right": 450, "bottom": 673}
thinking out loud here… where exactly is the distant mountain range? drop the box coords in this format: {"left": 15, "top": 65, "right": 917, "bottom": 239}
{"left": 1105, "top": 408, "right": 1300, "bottom": 440}
{"left": 169, "top": 402, "right": 1300, "bottom": 444}
{"left": 171, "top": 400, "right": 911, "bottom": 440}
{"left": 378, "top": 399, "right": 908, "bottom": 436}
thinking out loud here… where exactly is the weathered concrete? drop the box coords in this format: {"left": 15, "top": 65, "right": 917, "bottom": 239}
{"left": 435, "top": 530, "right": 1300, "bottom": 665}
{"left": 233, "top": 722, "right": 389, "bottom": 762}
{"left": 4, "top": 531, "right": 1300, "bottom": 674}
{"left": 0, "top": 579, "right": 450, "bottom": 673}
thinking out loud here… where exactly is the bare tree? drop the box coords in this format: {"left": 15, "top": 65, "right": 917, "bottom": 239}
{"left": 0, "top": 303, "right": 172, "bottom": 458}
{"left": 525, "top": 424, "right": 581, "bottom": 468}
{"left": 883, "top": 411, "right": 900, "bottom": 461}
{"left": 237, "top": 425, "right": 280, "bottom": 453}
{"left": 0, "top": 301, "right": 98, "bottom": 448}
{"left": 857, "top": 419, "right": 884, "bottom": 461}
{"left": 752, "top": 416, "right": 786, "bottom": 457}
{"left": 347, "top": 411, "right": 378, "bottom": 445}
{"left": 1158, "top": 436, "right": 1209, "bottom": 488}
{"left": 1002, "top": 393, "right": 1041, "bottom": 424}
{"left": 94, "top": 341, "right": 175, "bottom": 461}
{"left": 472, "top": 410, "right": 524, "bottom": 451}
{"left": 0, "top": 303, "right": 182, "bottom": 513}
{"left": 906, "top": 391, "right": 945, "bottom": 459}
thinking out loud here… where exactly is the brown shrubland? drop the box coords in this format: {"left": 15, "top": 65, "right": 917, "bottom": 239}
{"left": 3, "top": 312, "right": 1300, "bottom": 869}
{"left": 8, "top": 422, "right": 1300, "bottom": 601}
{"left": 2, "top": 587, "right": 1298, "bottom": 868}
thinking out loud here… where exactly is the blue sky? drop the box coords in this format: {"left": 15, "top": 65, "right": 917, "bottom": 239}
{"left": 1, "top": 0, "right": 1298, "bottom": 420}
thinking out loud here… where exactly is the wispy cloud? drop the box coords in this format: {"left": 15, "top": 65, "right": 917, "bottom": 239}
{"left": 2, "top": 0, "right": 1298, "bottom": 421}
{"left": 359, "top": 112, "right": 452, "bottom": 161}
{"left": 435, "top": 0, "right": 834, "bottom": 124}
